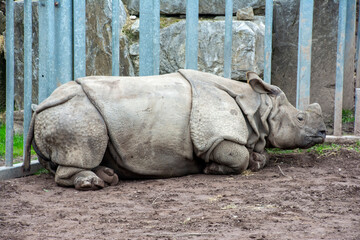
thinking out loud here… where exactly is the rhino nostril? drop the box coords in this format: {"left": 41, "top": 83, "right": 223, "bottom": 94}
{"left": 317, "top": 130, "right": 326, "bottom": 138}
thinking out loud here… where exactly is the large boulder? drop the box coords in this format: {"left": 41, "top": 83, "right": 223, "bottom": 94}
{"left": 128, "top": 17, "right": 265, "bottom": 80}
{"left": 11, "top": 0, "right": 130, "bottom": 109}
{"left": 271, "top": 0, "right": 352, "bottom": 124}
{"left": 122, "top": 0, "right": 265, "bottom": 15}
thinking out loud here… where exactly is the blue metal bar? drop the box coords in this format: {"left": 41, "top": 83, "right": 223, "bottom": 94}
{"left": 73, "top": 0, "right": 86, "bottom": 79}
{"left": 355, "top": 88, "right": 360, "bottom": 135}
{"left": 47, "top": 0, "right": 56, "bottom": 94}
{"left": 296, "top": 0, "right": 314, "bottom": 110}
{"left": 333, "top": 0, "right": 347, "bottom": 136}
{"left": 185, "top": 0, "right": 199, "bottom": 70}
{"left": 23, "top": 0, "right": 33, "bottom": 160}
{"left": 344, "top": 0, "right": 356, "bottom": 84}
{"left": 5, "top": 0, "right": 14, "bottom": 167}
{"left": 112, "top": 0, "right": 120, "bottom": 76}
{"left": 139, "top": 0, "right": 154, "bottom": 76}
{"left": 55, "top": 0, "right": 73, "bottom": 84}
{"left": 223, "top": 0, "right": 233, "bottom": 79}
{"left": 38, "top": 0, "right": 48, "bottom": 103}
{"left": 153, "top": 0, "right": 160, "bottom": 75}
{"left": 356, "top": 0, "right": 360, "bottom": 88}
{"left": 264, "top": 0, "right": 273, "bottom": 84}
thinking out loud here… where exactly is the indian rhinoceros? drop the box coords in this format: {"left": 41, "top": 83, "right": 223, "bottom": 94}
{"left": 23, "top": 69, "right": 326, "bottom": 190}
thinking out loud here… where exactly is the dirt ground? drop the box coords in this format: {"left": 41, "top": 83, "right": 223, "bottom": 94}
{"left": 0, "top": 148, "right": 359, "bottom": 240}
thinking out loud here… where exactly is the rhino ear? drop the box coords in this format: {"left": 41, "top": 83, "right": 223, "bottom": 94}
{"left": 306, "top": 103, "right": 323, "bottom": 115}
{"left": 246, "top": 72, "right": 281, "bottom": 95}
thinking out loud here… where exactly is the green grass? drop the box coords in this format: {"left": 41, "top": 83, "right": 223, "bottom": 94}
{"left": 34, "top": 168, "right": 49, "bottom": 175}
{"left": 267, "top": 142, "right": 360, "bottom": 155}
{"left": 0, "top": 124, "right": 35, "bottom": 159}
{"left": 342, "top": 109, "right": 355, "bottom": 123}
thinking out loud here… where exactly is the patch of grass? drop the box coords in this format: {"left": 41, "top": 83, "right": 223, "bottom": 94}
{"left": 307, "top": 143, "right": 343, "bottom": 155}
{"left": 267, "top": 142, "right": 360, "bottom": 156}
{"left": 342, "top": 109, "right": 354, "bottom": 123}
{"left": 0, "top": 124, "right": 35, "bottom": 159}
{"left": 34, "top": 168, "right": 49, "bottom": 175}
{"left": 266, "top": 148, "right": 303, "bottom": 154}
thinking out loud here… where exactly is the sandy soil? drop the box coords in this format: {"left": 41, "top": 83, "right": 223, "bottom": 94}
{"left": 0, "top": 148, "right": 359, "bottom": 240}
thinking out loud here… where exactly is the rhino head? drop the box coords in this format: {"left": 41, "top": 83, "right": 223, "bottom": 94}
{"left": 247, "top": 72, "right": 326, "bottom": 149}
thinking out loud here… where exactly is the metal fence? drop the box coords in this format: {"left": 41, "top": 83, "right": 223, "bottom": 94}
{"left": 1, "top": 0, "right": 359, "bottom": 178}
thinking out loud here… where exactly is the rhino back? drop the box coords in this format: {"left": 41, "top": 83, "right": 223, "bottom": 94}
{"left": 76, "top": 73, "right": 200, "bottom": 177}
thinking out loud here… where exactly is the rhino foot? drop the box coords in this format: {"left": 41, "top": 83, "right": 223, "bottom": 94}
{"left": 74, "top": 171, "right": 105, "bottom": 190}
{"left": 93, "top": 166, "right": 119, "bottom": 186}
{"left": 249, "top": 152, "right": 269, "bottom": 172}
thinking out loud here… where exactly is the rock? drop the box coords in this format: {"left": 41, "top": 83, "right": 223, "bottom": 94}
{"left": 271, "top": 0, "right": 350, "bottom": 123}
{"left": 128, "top": 18, "right": 265, "bottom": 80}
{"left": 10, "top": 0, "right": 131, "bottom": 109}
{"left": 0, "top": 10, "right": 5, "bottom": 34}
{"left": 236, "top": 7, "right": 254, "bottom": 20}
{"left": 85, "top": 0, "right": 128, "bottom": 76}
{"left": 122, "top": 0, "right": 265, "bottom": 15}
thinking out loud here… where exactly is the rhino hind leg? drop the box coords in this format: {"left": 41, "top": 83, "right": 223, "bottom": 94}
{"left": 204, "top": 141, "right": 249, "bottom": 175}
{"left": 34, "top": 93, "right": 110, "bottom": 190}
{"left": 55, "top": 166, "right": 105, "bottom": 190}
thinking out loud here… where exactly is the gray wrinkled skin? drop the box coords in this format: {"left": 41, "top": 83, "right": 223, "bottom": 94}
{"left": 23, "top": 70, "right": 326, "bottom": 190}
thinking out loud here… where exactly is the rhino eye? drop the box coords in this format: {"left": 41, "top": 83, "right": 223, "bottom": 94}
{"left": 297, "top": 115, "right": 305, "bottom": 122}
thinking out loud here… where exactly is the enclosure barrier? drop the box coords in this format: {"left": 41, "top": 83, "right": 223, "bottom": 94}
{"left": 1, "top": 0, "right": 359, "bottom": 179}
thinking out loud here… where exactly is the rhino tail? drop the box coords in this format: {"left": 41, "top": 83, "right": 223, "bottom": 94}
{"left": 23, "top": 112, "right": 36, "bottom": 172}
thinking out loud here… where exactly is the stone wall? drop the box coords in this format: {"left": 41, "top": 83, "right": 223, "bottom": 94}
{"left": 126, "top": 17, "right": 265, "bottom": 80}
{"left": 122, "top": 0, "right": 265, "bottom": 15}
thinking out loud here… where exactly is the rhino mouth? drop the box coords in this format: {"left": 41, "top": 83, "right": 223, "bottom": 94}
{"left": 304, "top": 134, "right": 326, "bottom": 148}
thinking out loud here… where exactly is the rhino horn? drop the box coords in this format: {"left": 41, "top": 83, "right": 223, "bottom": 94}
{"left": 246, "top": 71, "right": 281, "bottom": 96}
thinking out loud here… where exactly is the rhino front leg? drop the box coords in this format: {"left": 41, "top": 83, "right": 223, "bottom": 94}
{"left": 93, "top": 166, "right": 119, "bottom": 186}
{"left": 248, "top": 151, "right": 269, "bottom": 172}
{"left": 204, "top": 141, "right": 249, "bottom": 175}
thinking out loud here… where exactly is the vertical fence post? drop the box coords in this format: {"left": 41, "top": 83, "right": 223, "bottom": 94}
{"left": 38, "top": 0, "right": 48, "bottom": 103}
{"left": 223, "top": 0, "right": 233, "bottom": 79}
{"left": 333, "top": 0, "right": 347, "bottom": 136}
{"left": 296, "top": 0, "right": 314, "bottom": 110}
{"left": 153, "top": 0, "right": 160, "bottom": 75}
{"left": 185, "top": 0, "right": 199, "bottom": 70}
{"left": 139, "top": 0, "right": 160, "bottom": 76}
{"left": 23, "top": 0, "right": 33, "bottom": 160}
{"left": 73, "top": 0, "right": 86, "bottom": 79}
{"left": 356, "top": 1, "right": 360, "bottom": 136}
{"left": 5, "top": 0, "right": 14, "bottom": 167}
{"left": 47, "top": 0, "right": 56, "bottom": 94}
{"left": 344, "top": 0, "right": 356, "bottom": 87}
{"left": 139, "top": 0, "right": 153, "bottom": 76}
{"left": 55, "top": 0, "right": 73, "bottom": 84}
{"left": 356, "top": 0, "right": 360, "bottom": 88}
{"left": 354, "top": 88, "right": 360, "bottom": 135}
{"left": 112, "top": 0, "right": 120, "bottom": 76}
{"left": 264, "top": 0, "right": 273, "bottom": 84}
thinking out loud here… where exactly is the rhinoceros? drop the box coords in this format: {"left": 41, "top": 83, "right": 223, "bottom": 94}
{"left": 23, "top": 69, "right": 326, "bottom": 190}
